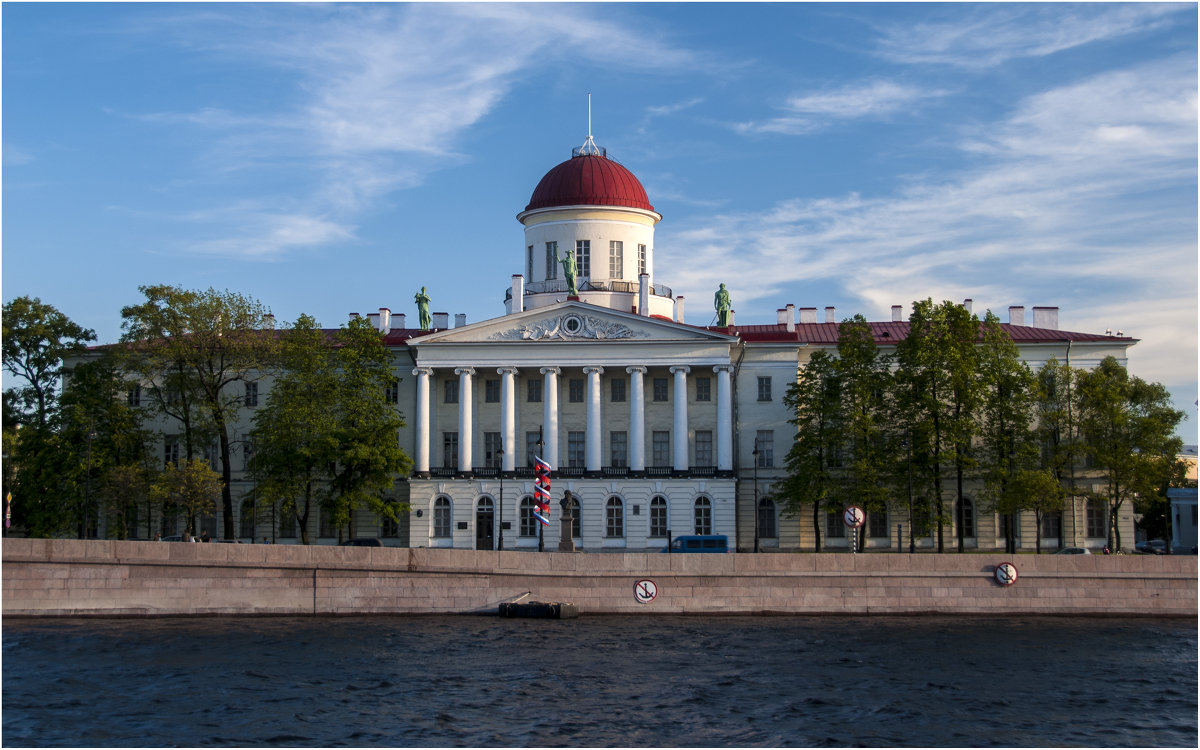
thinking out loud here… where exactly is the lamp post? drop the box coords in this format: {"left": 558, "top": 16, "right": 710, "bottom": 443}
{"left": 536, "top": 429, "right": 545, "bottom": 552}
{"left": 497, "top": 443, "right": 504, "bottom": 551}
{"left": 230, "top": 440, "right": 258, "bottom": 542}
{"left": 83, "top": 425, "right": 96, "bottom": 540}
{"left": 752, "top": 438, "right": 760, "bottom": 553}
{"left": 905, "top": 429, "right": 914, "bottom": 553}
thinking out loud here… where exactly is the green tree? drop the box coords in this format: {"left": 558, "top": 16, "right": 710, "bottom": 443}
{"left": 151, "top": 459, "right": 221, "bottom": 538}
{"left": 1076, "top": 357, "right": 1185, "bottom": 551}
{"left": 101, "top": 464, "right": 154, "bottom": 540}
{"left": 976, "top": 311, "right": 1038, "bottom": 553}
{"left": 893, "top": 299, "right": 980, "bottom": 552}
{"left": 121, "top": 285, "right": 277, "bottom": 539}
{"left": 2, "top": 296, "right": 95, "bottom": 428}
{"left": 781, "top": 350, "right": 841, "bottom": 551}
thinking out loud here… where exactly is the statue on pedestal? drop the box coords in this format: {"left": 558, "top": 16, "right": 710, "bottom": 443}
{"left": 714, "top": 283, "right": 732, "bottom": 326}
{"left": 414, "top": 286, "right": 432, "bottom": 330}
{"left": 558, "top": 490, "right": 576, "bottom": 552}
{"left": 556, "top": 246, "right": 579, "bottom": 297}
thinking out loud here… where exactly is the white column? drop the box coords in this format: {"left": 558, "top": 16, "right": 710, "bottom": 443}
{"left": 670, "top": 366, "right": 690, "bottom": 472}
{"left": 626, "top": 366, "right": 646, "bottom": 472}
{"left": 455, "top": 367, "right": 474, "bottom": 472}
{"left": 584, "top": 366, "right": 604, "bottom": 472}
{"left": 540, "top": 367, "right": 560, "bottom": 469}
{"left": 715, "top": 365, "right": 733, "bottom": 473}
{"left": 412, "top": 367, "right": 433, "bottom": 475}
{"left": 498, "top": 367, "right": 517, "bottom": 472}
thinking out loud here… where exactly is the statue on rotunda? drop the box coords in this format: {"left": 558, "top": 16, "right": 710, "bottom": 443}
{"left": 556, "top": 246, "right": 579, "bottom": 297}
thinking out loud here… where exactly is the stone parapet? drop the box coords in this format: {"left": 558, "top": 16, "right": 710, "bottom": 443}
{"left": 3, "top": 539, "right": 1195, "bottom": 617}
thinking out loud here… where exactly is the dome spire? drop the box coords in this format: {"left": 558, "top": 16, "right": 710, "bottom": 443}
{"left": 574, "top": 93, "right": 604, "bottom": 157}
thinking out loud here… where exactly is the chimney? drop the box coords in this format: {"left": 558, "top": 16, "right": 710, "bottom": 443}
{"left": 395, "top": 313, "right": 406, "bottom": 330}
{"left": 786, "top": 304, "right": 796, "bottom": 333}
{"left": 511, "top": 275, "right": 524, "bottom": 314}
{"left": 264, "top": 314, "right": 275, "bottom": 329}
{"left": 799, "top": 307, "right": 817, "bottom": 324}
{"left": 891, "top": 305, "right": 902, "bottom": 322}
{"left": 639, "top": 273, "right": 650, "bottom": 316}
{"left": 825, "top": 306, "right": 836, "bottom": 324}
{"left": 367, "top": 313, "right": 380, "bottom": 330}
{"left": 777, "top": 308, "right": 788, "bottom": 326}
{"left": 432, "top": 312, "right": 449, "bottom": 329}
{"left": 455, "top": 313, "right": 467, "bottom": 328}
{"left": 962, "top": 298, "right": 973, "bottom": 314}
{"left": 728, "top": 310, "right": 735, "bottom": 326}
{"left": 349, "top": 312, "right": 360, "bottom": 321}
{"left": 1008, "top": 306, "right": 1025, "bottom": 326}
{"left": 378, "top": 307, "right": 391, "bottom": 333}
{"left": 1032, "top": 306, "right": 1059, "bottom": 330}
{"left": 675, "top": 296, "right": 685, "bottom": 324}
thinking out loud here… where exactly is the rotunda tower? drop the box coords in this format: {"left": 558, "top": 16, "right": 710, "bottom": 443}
{"left": 512, "top": 133, "right": 672, "bottom": 318}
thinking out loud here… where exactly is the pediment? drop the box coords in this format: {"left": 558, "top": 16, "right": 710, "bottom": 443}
{"left": 410, "top": 301, "right": 736, "bottom": 347}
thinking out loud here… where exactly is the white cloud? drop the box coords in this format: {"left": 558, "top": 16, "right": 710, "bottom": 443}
{"left": 736, "top": 80, "right": 947, "bottom": 135}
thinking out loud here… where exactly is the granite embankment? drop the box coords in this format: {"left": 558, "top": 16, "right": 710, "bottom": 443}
{"left": 3, "top": 538, "right": 1195, "bottom": 617}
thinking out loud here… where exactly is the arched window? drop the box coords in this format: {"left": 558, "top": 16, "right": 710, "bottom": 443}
{"left": 694, "top": 496, "right": 712, "bottom": 536}
{"left": 519, "top": 496, "right": 539, "bottom": 537}
{"left": 278, "top": 508, "right": 296, "bottom": 539}
{"left": 958, "top": 497, "right": 975, "bottom": 538}
{"left": 867, "top": 506, "right": 888, "bottom": 539}
{"left": 649, "top": 496, "right": 669, "bottom": 538}
{"left": 568, "top": 496, "right": 581, "bottom": 539}
{"left": 605, "top": 497, "right": 624, "bottom": 538}
{"left": 240, "top": 500, "right": 255, "bottom": 540}
{"left": 433, "top": 496, "right": 452, "bottom": 538}
{"left": 757, "top": 498, "right": 777, "bottom": 539}
{"left": 826, "top": 510, "right": 846, "bottom": 538}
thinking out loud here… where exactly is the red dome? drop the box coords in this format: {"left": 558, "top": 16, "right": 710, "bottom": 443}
{"left": 525, "top": 153, "right": 655, "bottom": 212}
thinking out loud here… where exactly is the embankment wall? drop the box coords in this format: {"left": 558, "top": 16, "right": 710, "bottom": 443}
{"left": 3, "top": 539, "right": 1196, "bottom": 617}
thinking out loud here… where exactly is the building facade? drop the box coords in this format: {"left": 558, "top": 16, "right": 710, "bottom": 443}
{"left": 113, "top": 133, "right": 1139, "bottom": 551}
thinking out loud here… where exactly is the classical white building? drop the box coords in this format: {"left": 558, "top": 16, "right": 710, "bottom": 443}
{"left": 127, "top": 133, "right": 1140, "bottom": 551}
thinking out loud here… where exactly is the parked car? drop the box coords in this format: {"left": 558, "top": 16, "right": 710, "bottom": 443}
{"left": 158, "top": 535, "right": 185, "bottom": 542}
{"left": 660, "top": 535, "right": 729, "bottom": 553}
{"left": 339, "top": 538, "right": 383, "bottom": 547}
{"left": 1135, "top": 540, "right": 1167, "bottom": 555}
{"left": 1053, "top": 546, "right": 1092, "bottom": 555}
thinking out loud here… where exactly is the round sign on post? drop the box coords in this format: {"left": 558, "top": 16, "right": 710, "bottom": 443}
{"left": 634, "top": 579, "right": 658, "bottom": 604}
{"left": 843, "top": 506, "right": 865, "bottom": 529}
{"left": 994, "top": 561, "right": 1018, "bottom": 586}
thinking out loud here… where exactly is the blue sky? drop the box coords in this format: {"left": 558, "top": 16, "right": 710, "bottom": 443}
{"left": 3, "top": 2, "right": 1196, "bottom": 438}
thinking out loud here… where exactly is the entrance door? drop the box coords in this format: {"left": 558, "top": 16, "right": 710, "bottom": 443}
{"left": 476, "top": 498, "right": 495, "bottom": 550}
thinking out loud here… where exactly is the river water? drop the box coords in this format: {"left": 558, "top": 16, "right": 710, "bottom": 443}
{"left": 3, "top": 615, "right": 1195, "bottom": 747}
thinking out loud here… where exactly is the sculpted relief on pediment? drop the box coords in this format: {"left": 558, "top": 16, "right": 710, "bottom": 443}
{"left": 488, "top": 313, "right": 650, "bottom": 342}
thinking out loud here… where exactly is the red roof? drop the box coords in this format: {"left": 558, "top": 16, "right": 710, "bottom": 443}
{"left": 525, "top": 153, "right": 655, "bottom": 213}
{"left": 725, "top": 322, "right": 1135, "bottom": 346}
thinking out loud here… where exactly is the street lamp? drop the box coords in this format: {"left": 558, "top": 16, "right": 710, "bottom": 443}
{"left": 536, "top": 428, "right": 545, "bottom": 552}
{"left": 752, "top": 438, "right": 760, "bottom": 553}
{"left": 497, "top": 443, "right": 505, "bottom": 551}
{"left": 905, "top": 429, "right": 914, "bottom": 554}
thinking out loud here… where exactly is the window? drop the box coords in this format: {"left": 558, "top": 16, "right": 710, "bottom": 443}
{"left": 868, "top": 507, "right": 888, "bottom": 538}
{"left": 999, "top": 512, "right": 1019, "bottom": 540}
{"left": 278, "top": 509, "right": 296, "bottom": 539}
{"left": 569, "top": 378, "right": 584, "bottom": 403}
{"left": 545, "top": 241, "right": 558, "bottom": 280}
{"left": 695, "top": 430, "right": 713, "bottom": 467}
{"left": 568, "top": 431, "right": 586, "bottom": 468}
{"left": 519, "top": 496, "right": 539, "bottom": 537}
{"left": 1086, "top": 500, "right": 1107, "bottom": 538}
{"left": 484, "top": 432, "right": 503, "bottom": 469}
{"left": 653, "top": 377, "right": 668, "bottom": 402}
{"left": 609, "top": 240, "right": 623, "bottom": 278}
{"left": 164, "top": 439, "right": 180, "bottom": 468}
{"left": 755, "top": 431, "right": 774, "bottom": 468}
{"left": 1042, "top": 511, "right": 1062, "bottom": 540}
{"left": 241, "top": 435, "right": 255, "bottom": 471}
{"left": 433, "top": 496, "right": 452, "bottom": 538}
{"left": 205, "top": 440, "right": 219, "bottom": 471}
{"left": 485, "top": 379, "right": 500, "bottom": 403}
{"left": 694, "top": 497, "right": 712, "bottom": 535}
{"left": 526, "top": 431, "right": 542, "bottom": 466}
{"left": 240, "top": 500, "right": 255, "bottom": 540}
{"left": 319, "top": 511, "right": 336, "bottom": 539}
{"left": 826, "top": 511, "right": 846, "bottom": 538}
{"left": 527, "top": 378, "right": 542, "bottom": 403}
{"left": 757, "top": 376, "right": 772, "bottom": 402}
{"left": 758, "top": 498, "right": 777, "bottom": 539}
{"left": 611, "top": 378, "right": 626, "bottom": 403}
{"left": 650, "top": 496, "right": 669, "bottom": 537}
{"left": 385, "top": 378, "right": 399, "bottom": 405}
{"left": 444, "top": 379, "right": 459, "bottom": 404}
{"left": 127, "top": 385, "right": 141, "bottom": 407}
{"left": 244, "top": 382, "right": 259, "bottom": 407}
{"left": 606, "top": 497, "right": 624, "bottom": 538}
{"left": 652, "top": 431, "right": 671, "bottom": 467}
{"left": 610, "top": 431, "right": 628, "bottom": 468}
{"left": 526, "top": 245, "right": 534, "bottom": 282}
{"left": 575, "top": 240, "right": 590, "bottom": 278}
{"left": 381, "top": 503, "right": 402, "bottom": 538}
{"left": 695, "top": 377, "right": 711, "bottom": 402}
{"left": 165, "top": 387, "right": 181, "bottom": 406}
{"left": 442, "top": 432, "right": 459, "bottom": 469}
{"left": 959, "top": 498, "right": 976, "bottom": 538}
{"left": 638, "top": 244, "right": 647, "bottom": 276}
{"left": 567, "top": 496, "right": 581, "bottom": 538}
